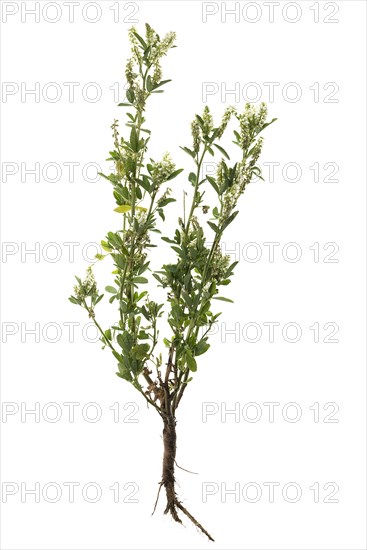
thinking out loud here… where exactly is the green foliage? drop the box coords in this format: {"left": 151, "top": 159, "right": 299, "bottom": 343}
{"left": 69, "top": 23, "right": 276, "bottom": 415}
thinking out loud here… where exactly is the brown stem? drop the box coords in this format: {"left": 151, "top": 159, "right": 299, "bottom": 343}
{"left": 162, "top": 413, "right": 181, "bottom": 522}
{"left": 154, "top": 407, "right": 214, "bottom": 542}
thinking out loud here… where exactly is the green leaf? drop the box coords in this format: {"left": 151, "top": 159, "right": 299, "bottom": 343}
{"left": 207, "top": 221, "right": 219, "bottom": 234}
{"left": 113, "top": 254, "right": 126, "bottom": 269}
{"left": 222, "top": 210, "right": 238, "bottom": 230}
{"left": 126, "top": 88, "right": 135, "bottom": 103}
{"left": 68, "top": 296, "right": 80, "bottom": 305}
{"left": 105, "top": 286, "right": 117, "bottom": 294}
{"left": 95, "top": 253, "right": 106, "bottom": 261}
{"left": 94, "top": 294, "right": 104, "bottom": 305}
{"left": 101, "top": 241, "right": 113, "bottom": 252}
{"left": 140, "top": 305, "right": 150, "bottom": 321}
{"left": 130, "top": 126, "right": 139, "bottom": 152}
{"left": 152, "top": 79, "right": 172, "bottom": 90}
{"left": 207, "top": 176, "right": 219, "bottom": 193}
{"left": 117, "top": 363, "right": 132, "bottom": 382}
{"left": 132, "top": 276, "right": 148, "bottom": 284}
{"left": 143, "top": 45, "right": 151, "bottom": 62}
{"left": 159, "top": 198, "right": 176, "bottom": 207}
{"left": 112, "top": 350, "right": 124, "bottom": 362}
{"left": 132, "top": 343, "right": 150, "bottom": 360}
{"left": 158, "top": 208, "right": 165, "bottom": 221}
{"left": 179, "top": 146, "right": 196, "bottom": 159}
{"left": 137, "top": 290, "right": 148, "bottom": 301}
{"left": 186, "top": 353, "right": 197, "bottom": 372}
{"left": 213, "top": 296, "right": 234, "bottom": 303}
{"left": 188, "top": 172, "right": 197, "bottom": 185}
{"left": 114, "top": 204, "right": 131, "bottom": 213}
{"left": 224, "top": 260, "right": 239, "bottom": 278}
{"left": 132, "top": 31, "right": 147, "bottom": 50}
{"left": 257, "top": 117, "right": 278, "bottom": 135}
{"left": 195, "top": 340, "right": 210, "bottom": 356}
{"left": 167, "top": 168, "right": 184, "bottom": 181}
{"left": 213, "top": 143, "right": 230, "bottom": 160}
{"left": 140, "top": 176, "right": 151, "bottom": 193}
{"left": 212, "top": 206, "right": 219, "bottom": 218}
{"left": 181, "top": 289, "right": 192, "bottom": 307}
{"left": 152, "top": 273, "right": 164, "bottom": 285}
{"left": 117, "top": 331, "right": 133, "bottom": 353}
{"left": 146, "top": 75, "right": 153, "bottom": 92}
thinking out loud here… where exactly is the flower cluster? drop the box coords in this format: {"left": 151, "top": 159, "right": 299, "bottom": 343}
{"left": 145, "top": 23, "right": 158, "bottom": 46}
{"left": 217, "top": 106, "right": 237, "bottom": 139}
{"left": 122, "top": 224, "right": 150, "bottom": 271}
{"left": 220, "top": 185, "right": 238, "bottom": 223}
{"left": 234, "top": 160, "right": 253, "bottom": 195}
{"left": 216, "top": 159, "right": 227, "bottom": 187}
{"left": 237, "top": 102, "right": 268, "bottom": 151}
{"left": 216, "top": 158, "right": 250, "bottom": 224}
{"left": 202, "top": 106, "right": 214, "bottom": 135}
{"left": 150, "top": 30, "right": 176, "bottom": 63}
{"left": 248, "top": 137, "right": 263, "bottom": 167}
{"left": 210, "top": 243, "right": 231, "bottom": 282}
{"left": 191, "top": 119, "right": 200, "bottom": 153}
{"left": 125, "top": 58, "right": 135, "bottom": 88}
{"left": 73, "top": 266, "right": 97, "bottom": 301}
{"left": 135, "top": 208, "right": 148, "bottom": 224}
{"left": 151, "top": 152, "right": 176, "bottom": 188}
{"left": 127, "top": 25, "right": 176, "bottom": 93}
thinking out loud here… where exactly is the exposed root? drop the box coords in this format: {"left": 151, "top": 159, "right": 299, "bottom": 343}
{"left": 175, "top": 498, "right": 215, "bottom": 542}
{"left": 153, "top": 413, "right": 214, "bottom": 541}
{"left": 151, "top": 481, "right": 163, "bottom": 516}
{"left": 175, "top": 460, "right": 198, "bottom": 475}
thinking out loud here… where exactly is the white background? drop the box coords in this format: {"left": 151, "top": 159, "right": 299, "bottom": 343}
{"left": 1, "top": 1, "right": 366, "bottom": 549}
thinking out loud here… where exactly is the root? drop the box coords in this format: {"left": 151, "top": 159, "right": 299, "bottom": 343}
{"left": 175, "top": 460, "right": 198, "bottom": 475}
{"left": 175, "top": 498, "right": 215, "bottom": 542}
{"left": 153, "top": 413, "right": 214, "bottom": 541}
{"left": 156, "top": 480, "right": 214, "bottom": 541}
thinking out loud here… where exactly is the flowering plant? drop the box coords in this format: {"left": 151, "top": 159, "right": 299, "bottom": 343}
{"left": 70, "top": 24, "right": 276, "bottom": 541}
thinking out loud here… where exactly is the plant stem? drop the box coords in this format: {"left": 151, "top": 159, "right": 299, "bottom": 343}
{"left": 184, "top": 146, "right": 207, "bottom": 235}
{"left": 83, "top": 300, "right": 117, "bottom": 353}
